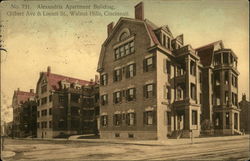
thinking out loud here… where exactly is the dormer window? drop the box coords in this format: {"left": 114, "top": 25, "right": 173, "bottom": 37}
{"left": 162, "top": 34, "right": 171, "bottom": 49}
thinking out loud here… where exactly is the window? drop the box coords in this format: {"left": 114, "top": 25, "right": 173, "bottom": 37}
{"left": 232, "top": 75, "right": 237, "bottom": 87}
{"left": 177, "top": 87, "right": 183, "bottom": 100}
{"left": 200, "top": 93, "right": 202, "bottom": 104}
{"left": 167, "top": 112, "right": 171, "bottom": 125}
{"left": 232, "top": 92, "right": 238, "bottom": 106}
{"left": 144, "top": 84, "right": 155, "bottom": 98}
{"left": 49, "top": 121, "right": 52, "bottom": 128}
{"left": 224, "top": 71, "right": 229, "bottom": 84}
{"left": 163, "top": 35, "right": 166, "bottom": 47}
{"left": 101, "top": 115, "right": 108, "bottom": 126}
{"left": 113, "top": 114, "right": 122, "bottom": 126}
{"left": 143, "top": 56, "right": 155, "bottom": 72}
{"left": 41, "top": 109, "right": 47, "bottom": 116}
{"left": 37, "top": 111, "right": 40, "bottom": 118}
{"left": 37, "top": 99, "right": 40, "bottom": 106}
{"left": 113, "top": 69, "right": 122, "bottom": 82}
{"left": 130, "top": 41, "right": 134, "bottom": 53}
{"left": 126, "top": 113, "right": 136, "bottom": 126}
{"left": 114, "top": 41, "right": 135, "bottom": 60}
{"left": 126, "top": 88, "right": 136, "bottom": 101}
{"left": 115, "top": 48, "right": 120, "bottom": 59}
{"left": 49, "top": 95, "right": 52, "bottom": 102}
{"left": 125, "top": 43, "right": 130, "bottom": 55}
{"left": 37, "top": 122, "right": 40, "bottom": 128}
{"left": 120, "top": 32, "right": 128, "bottom": 41}
{"left": 167, "top": 37, "right": 171, "bottom": 49}
{"left": 58, "top": 120, "right": 64, "bottom": 128}
{"left": 225, "top": 91, "right": 229, "bottom": 104}
{"left": 41, "top": 85, "right": 47, "bottom": 93}
{"left": 113, "top": 91, "right": 122, "bottom": 104}
{"left": 223, "top": 52, "right": 229, "bottom": 64}
{"left": 214, "top": 53, "right": 221, "bottom": 66}
{"left": 128, "top": 133, "right": 134, "bottom": 138}
{"left": 59, "top": 96, "right": 64, "bottom": 103}
{"left": 192, "top": 110, "right": 197, "bottom": 125}
{"left": 115, "top": 133, "right": 120, "bottom": 137}
{"left": 49, "top": 108, "right": 52, "bottom": 115}
{"left": 100, "top": 74, "right": 108, "bottom": 85}
{"left": 71, "top": 94, "right": 80, "bottom": 103}
{"left": 41, "top": 97, "right": 47, "bottom": 105}
{"left": 226, "top": 112, "right": 230, "bottom": 129}
{"left": 191, "top": 83, "right": 196, "bottom": 100}
{"left": 166, "top": 61, "right": 171, "bottom": 75}
{"left": 144, "top": 111, "right": 155, "bottom": 125}
{"left": 120, "top": 46, "right": 125, "bottom": 57}
{"left": 101, "top": 94, "right": 108, "bottom": 105}
{"left": 190, "top": 60, "right": 196, "bottom": 76}
{"left": 41, "top": 121, "right": 47, "bottom": 128}
{"left": 126, "top": 64, "right": 136, "bottom": 78}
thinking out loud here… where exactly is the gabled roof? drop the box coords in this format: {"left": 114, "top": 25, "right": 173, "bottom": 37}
{"left": 14, "top": 91, "right": 35, "bottom": 104}
{"left": 196, "top": 40, "right": 224, "bottom": 66}
{"left": 45, "top": 72, "right": 93, "bottom": 90}
{"left": 97, "top": 17, "right": 163, "bottom": 71}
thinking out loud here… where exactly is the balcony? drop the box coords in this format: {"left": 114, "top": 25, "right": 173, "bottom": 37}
{"left": 173, "top": 98, "right": 189, "bottom": 107}
{"left": 175, "top": 73, "right": 186, "bottom": 84}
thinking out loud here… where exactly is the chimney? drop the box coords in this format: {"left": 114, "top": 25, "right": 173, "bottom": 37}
{"left": 30, "top": 89, "right": 34, "bottom": 93}
{"left": 107, "top": 22, "right": 114, "bottom": 37}
{"left": 242, "top": 93, "right": 246, "bottom": 101}
{"left": 95, "top": 74, "right": 99, "bottom": 83}
{"left": 135, "top": 2, "right": 144, "bottom": 20}
{"left": 47, "top": 66, "right": 51, "bottom": 76}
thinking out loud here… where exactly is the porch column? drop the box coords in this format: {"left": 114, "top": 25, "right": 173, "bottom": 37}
{"left": 185, "top": 55, "right": 190, "bottom": 100}
{"left": 184, "top": 108, "right": 190, "bottom": 130}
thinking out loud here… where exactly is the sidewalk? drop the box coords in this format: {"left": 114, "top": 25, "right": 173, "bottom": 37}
{"left": 1, "top": 150, "right": 16, "bottom": 159}
{"left": 22, "top": 134, "right": 249, "bottom": 146}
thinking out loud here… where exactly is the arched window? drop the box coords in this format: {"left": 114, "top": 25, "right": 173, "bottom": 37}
{"left": 119, "top": 32, "right": 128, "bottom": 41}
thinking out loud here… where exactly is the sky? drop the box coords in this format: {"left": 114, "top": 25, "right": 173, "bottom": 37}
{"left": 1, "top": 0, "right": 249, "bottom": 123}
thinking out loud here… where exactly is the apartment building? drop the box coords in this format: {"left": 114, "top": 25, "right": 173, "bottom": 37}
{"left": 239, "top": 94, "right": 250, "bottom": 132}
{"left": 12, "top": 88, "right": 36, "bottom": 137}
{"left": 36, "top": 67, "right": 99, "bottom": 138}
{"left": 197, "top": 41, "right": 241, "bottom": 135}
{"left": 97, "top": 2, "right": 240, "bottom": 139}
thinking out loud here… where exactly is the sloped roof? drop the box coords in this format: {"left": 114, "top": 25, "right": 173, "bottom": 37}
{"left": 97, "top": 17, "right": 162, "bottom": 71}
{"left": 45, "top": 72, "right": 93, "bottom": 90}
{"left": 15, "top": 91, "right": 35, "bottom": 103}
{"left": 196, "top": 40, "right": 223, "bottom": 66}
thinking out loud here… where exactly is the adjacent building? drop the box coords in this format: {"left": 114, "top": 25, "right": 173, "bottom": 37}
{"left": 12, "top": 89, "right": 36, "bottom": 137}
{"left": 36, "top": 67, "right": 99, "bottom": 138}
{"left": 239, "top": 94, "right": 250, "bottom": 132}
{"left": 97, "top": 2, "right": 240, "bottom": 139}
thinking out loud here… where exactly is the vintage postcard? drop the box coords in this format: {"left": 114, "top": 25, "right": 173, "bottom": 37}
{"left": 0, "top": 0, "right": 249, "bottom": 160}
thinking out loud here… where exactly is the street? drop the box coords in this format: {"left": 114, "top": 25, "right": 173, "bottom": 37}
{"left": 2, "top": 135, "right": 250, "bottom": 160}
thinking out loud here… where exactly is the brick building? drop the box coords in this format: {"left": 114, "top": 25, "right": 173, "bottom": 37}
{"left": 12, "top": 89, "right": 36, "bottom": 137}
{"left": 36, "top": 67, "right": 99, "bottom": 138}
{"left": 97, "top": 2, "right": 240, "bottom": 139}
{"left": 239, "top": 94, "right": 250, "bottom": 132}
{"left": 197, "top": 41, "right": 241, "bottom": 135}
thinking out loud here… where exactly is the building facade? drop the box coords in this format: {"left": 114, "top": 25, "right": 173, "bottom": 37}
{"left": 36, "top": 67, "right": 99, "bottom": 138}
{"left": 12, "top": 89, "right": 36, "bottom": 137}
{"left": 239, "top": 94, "right": 250, "bottom": 132}
{"left": 97, "top": 2, "right": 240, "bottom": 140}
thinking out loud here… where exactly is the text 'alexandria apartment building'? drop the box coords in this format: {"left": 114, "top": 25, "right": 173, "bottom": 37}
{"left": 97, "top": 2, "right": 240, "bottom": 139}
{"left": 36, "top": 67, "right": 99, "bottom": 138}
